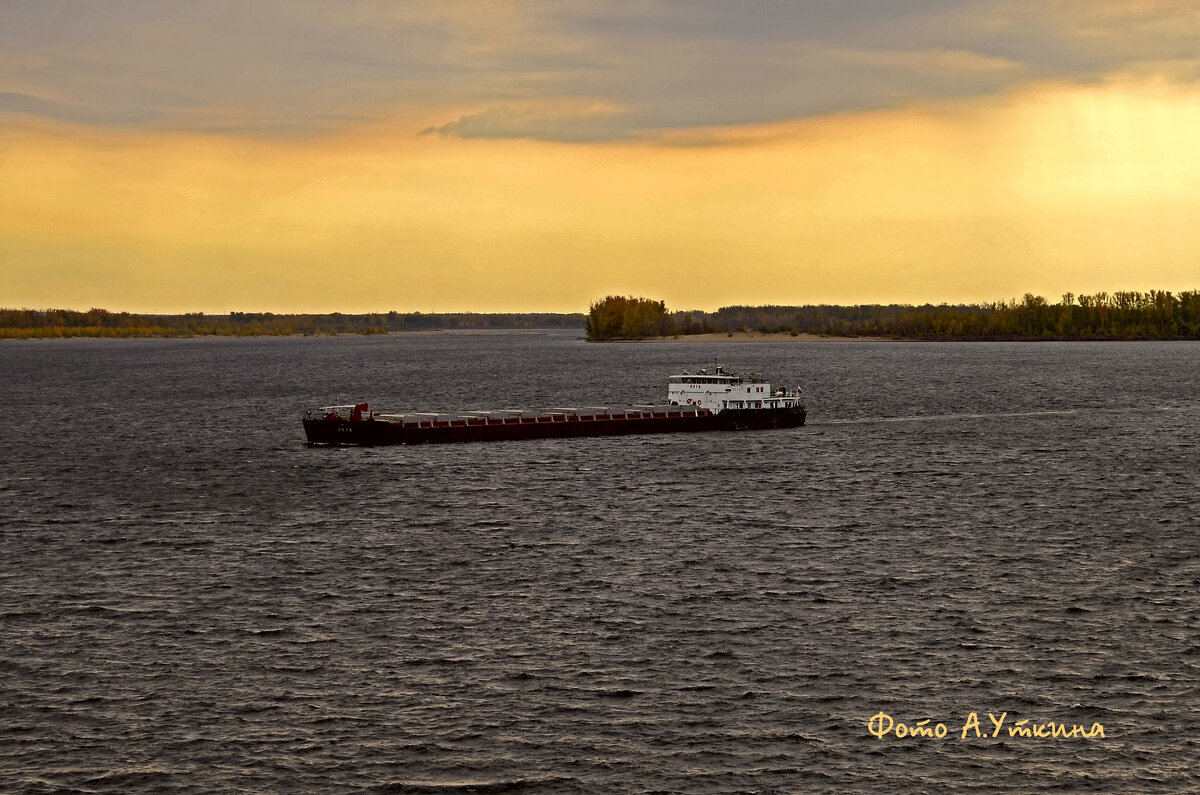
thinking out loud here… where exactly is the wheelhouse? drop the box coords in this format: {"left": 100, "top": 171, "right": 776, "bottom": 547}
{"left": 667, "top": 365, "right": 803, "bottom": 413}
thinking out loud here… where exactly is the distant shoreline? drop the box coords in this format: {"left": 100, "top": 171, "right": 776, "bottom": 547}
{"left": 10, "top": 330, "right": 1196, "bottom": 342}
{"left": 0, "top": 308, "right": 586, "bottom": 339}
{"left": 585, "top": 292, "right": 1200, "bottom": 342}
{"left": 0, "top": 329, "right": 564, "bottom": 341}
{"left": 589, "top": 331, "right": 1200, "bottom": 343}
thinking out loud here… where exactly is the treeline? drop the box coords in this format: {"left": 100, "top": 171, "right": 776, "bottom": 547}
{"left": 585, "top": 296, "right": 673, "bottom": 340}
{"left": 10, "top": 291, "right": 1200, "bottom": 340}
{"left": 589, "top": 291, "right": 1200, "bottom": 340}
{"left": 0, "top": 308, "right": 587, "bottom": 338}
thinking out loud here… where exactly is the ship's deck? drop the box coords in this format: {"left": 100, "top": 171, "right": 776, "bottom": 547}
{"left": 370, "top": 404, "right": 709, "bottom": 427}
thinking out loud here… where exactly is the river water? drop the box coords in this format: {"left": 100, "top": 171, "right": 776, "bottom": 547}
{"left": 1, "top": 332, "right": 1197, "bottom": 793}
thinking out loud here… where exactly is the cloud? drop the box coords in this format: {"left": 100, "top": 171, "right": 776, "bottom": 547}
{"left": 422, "top": 101, "right": 628, "bottom": 142}
{"left": 0, "top": 1, "right": 471, "bottom": 130}
{"left": 953, "top": 0, "right": 1200, "bottom": 63}
{"left": 831, "top": 48, "right": 1021, "bottom": 77}
{"left": 1050, "top": 0, "right": 1200, "bottom": 40}
{"left": 0, "top": 91, "right": 75, "bottom": 118}
{"left": 3, "top": 0, "right": 1200, "bottom": 142}
{"left": 0, "top": 89, "right": 163, "bottom": 125}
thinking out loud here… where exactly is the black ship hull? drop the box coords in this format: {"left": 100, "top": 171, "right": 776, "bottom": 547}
{"left": 304, "top": 406, "right": 806, "bottom": 446}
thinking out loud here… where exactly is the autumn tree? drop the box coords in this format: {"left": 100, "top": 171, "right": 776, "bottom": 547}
{"left": 586, "top": 296, "right": 672, "bottom": 340}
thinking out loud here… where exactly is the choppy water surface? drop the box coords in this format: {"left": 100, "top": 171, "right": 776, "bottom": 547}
{"left": 1, "top": 332, "right": 1198, "bottom": 793}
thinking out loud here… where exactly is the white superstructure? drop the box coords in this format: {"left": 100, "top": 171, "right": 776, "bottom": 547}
{"left": 667, "top": 365, "right": 804, "bottom": 413}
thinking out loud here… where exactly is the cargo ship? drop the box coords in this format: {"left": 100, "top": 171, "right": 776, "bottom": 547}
{"left": 303, "top": 365, "right": 805, "bottom": 445}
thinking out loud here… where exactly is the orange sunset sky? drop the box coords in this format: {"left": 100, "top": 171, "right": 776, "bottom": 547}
{"left": 2, "top": 1, "right": 1199, "bottom": 313}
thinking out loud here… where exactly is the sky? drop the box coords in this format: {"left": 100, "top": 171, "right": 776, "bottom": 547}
{"left": 2, "top": 0, "right": 1199, "bottom": 313}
